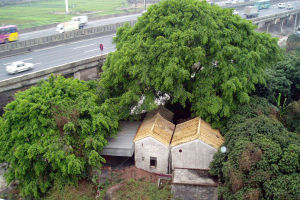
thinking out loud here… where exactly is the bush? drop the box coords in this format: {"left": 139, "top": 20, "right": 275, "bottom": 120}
{"left": 210, "top": 103, "right": 300, "bottom": 200}
{"left": 0, "top": 75, "right": 119, "bottom": 198}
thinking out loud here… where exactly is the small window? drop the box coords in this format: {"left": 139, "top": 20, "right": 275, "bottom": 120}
{"left": 142, "top": 156, "right": 145, "bottom": 161}
{"left": 179, "top": 149, "right": 182, "bottom": 153}
{"left": 150, "top": 157, "right": 157, "bottom": 168}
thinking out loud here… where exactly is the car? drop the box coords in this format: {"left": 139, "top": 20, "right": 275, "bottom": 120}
{"left": 278, "top": 3, "right": 286, "bottom": 9}
{"left": 286, "top": 4, "right": 293, "bottom": 10}
{"left": 6, "top": 61, "right": 34, "bottom": 74}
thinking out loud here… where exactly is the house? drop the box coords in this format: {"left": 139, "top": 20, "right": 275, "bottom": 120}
{"left": 170, "top": 117, "right": 224, "bottom": 170}
{"left": 134, "top": 113, "right": 175, "bottom": 174}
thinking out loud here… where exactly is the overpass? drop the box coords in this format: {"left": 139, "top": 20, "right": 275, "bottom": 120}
{"left": 252, "top": 8, "right": 300, "bottom": 34}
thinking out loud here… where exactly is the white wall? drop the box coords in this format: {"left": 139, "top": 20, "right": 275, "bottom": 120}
{"left": 171, "top": 140, "right": 217, "bottom": 170}
{"left": 135, "top": 137, "right": 170, "bottom": 174}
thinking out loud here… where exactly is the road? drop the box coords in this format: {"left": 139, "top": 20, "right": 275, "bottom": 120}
{"left": 0, "top": 35, "right": 115, "bottom": 81}
{"left": 18, "top": 1, "right": 300, "bottom": 41}
{"left": 236, "top": 1, "right": 300, "bottom": 18}
{"left": 19, "top": 14, "right": 141, "bottom": 41}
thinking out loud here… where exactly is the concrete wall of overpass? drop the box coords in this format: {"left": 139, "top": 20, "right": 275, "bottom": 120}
{"left": 254, "top": 9, "right": 300, "bottom": 35}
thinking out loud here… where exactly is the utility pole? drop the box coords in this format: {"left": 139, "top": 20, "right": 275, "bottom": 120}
{"left": 65, "top": 0, "right": 69, "bottom": 14}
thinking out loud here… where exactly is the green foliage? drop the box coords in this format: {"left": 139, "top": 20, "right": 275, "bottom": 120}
{"left": 256, "top": 48, "right": 300, "bottom": 104}
{"left": 210, "top": 108, "right": 300, "bottom": 199}
{"left": 0, "top": 75, "right": 119, "bottom": 198}
{"left": 100, "top": 0, "right": 281, "bottom": 126}
{"left": 279, "top": 100, "right": 300, "bottom": 133}
{"left": 286, "top": 34, "right": 300, "bottom": 51}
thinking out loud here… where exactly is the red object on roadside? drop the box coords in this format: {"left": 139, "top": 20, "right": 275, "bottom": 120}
{"left": 100, "top": 43, "right": 103, "bottom": 51}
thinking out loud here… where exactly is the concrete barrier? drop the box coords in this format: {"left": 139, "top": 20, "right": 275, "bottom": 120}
{"left": 0, "top": 54, "right": 107, "bottom": 94}
{"left": 0, "top": 20, "right": 136, "bottom": 58}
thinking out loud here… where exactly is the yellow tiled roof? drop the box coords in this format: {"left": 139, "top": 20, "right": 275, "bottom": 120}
{"left": 171, "top": 117, "right": 224, "bottom": 149}
{"left": 144, "top": 106, "right": 174, "bottom": 122}
{"left": 134, "top": 113, "right": 175, "bottom": 146}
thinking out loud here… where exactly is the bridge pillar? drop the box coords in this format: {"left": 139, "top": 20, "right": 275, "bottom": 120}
{"left": 295, "top": 14, "right": 299, "bottom": 32}
{"left": 266, "top": 22, "right": 270, "bottom": 33}
{"left": 74, "top": 71, "right": 81, "bottom": 80}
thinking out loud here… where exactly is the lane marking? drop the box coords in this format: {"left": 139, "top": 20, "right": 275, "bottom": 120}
{"left": 35, "top": 34, "right": 115, "bottom": 52}
{"left": 84, "top": 49, "right": 99, "bottom": 53}
{"left": 73, "top": 43, "right": 96, "bottom": 50}
{"left": 3, "top": 58, "right": 33, "bottom": 65}
{"left": 21, "top": 58, "right": 33, "bottom": 62}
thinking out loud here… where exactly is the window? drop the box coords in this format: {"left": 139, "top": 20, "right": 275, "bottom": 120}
{"left": 179, "top": 149, "right": 182, "bottom": 153}
{"left": 150, "top": 157, "right": 157, "bottom": 168}
{"left": 142, "top": 156, "right": 145, "bottom": 161}
{"left": 9, "top": 27, "right": 16, "bottom": 33}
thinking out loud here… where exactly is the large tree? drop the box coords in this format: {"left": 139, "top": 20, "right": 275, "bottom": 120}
{"left": 210, "top": 97, "right": 300, "bottom": 200}
{"left": 0, "top": 75, "right": 119, "bottom": 198}
{"left": 100, "top": 0, "right": 281, "bottom": 126}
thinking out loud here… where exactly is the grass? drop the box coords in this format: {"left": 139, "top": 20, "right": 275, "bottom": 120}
{"left": 0, "top": 0, "right": 137, "bottom": 29}
{"left": 44, "top": 180, "right": 96, "bottom": 200}
{"left": 113, "top": 179, "right": 172, "bottom": 200}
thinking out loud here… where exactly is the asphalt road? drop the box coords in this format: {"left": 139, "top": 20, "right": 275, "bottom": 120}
{"left": 0, "top": 35, "right": 115, "bottom": 81}
{"left": 19, "top": 14, "right": 141, "bottom": 41}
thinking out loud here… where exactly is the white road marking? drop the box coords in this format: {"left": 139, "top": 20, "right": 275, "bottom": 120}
{"left": 84, "top": 49, "right": 99, "bottom": 53}
{"left": 35, "top": 34, "right": 115, "bottom": 52}
{"left": 73, "top": 43, "right": 95, "bottom": 49}
{"left": 21, "top": 58, "right": 33, "bottom": 62}
{"left": 3, "top": 58, "right": 32, "bottom": 65}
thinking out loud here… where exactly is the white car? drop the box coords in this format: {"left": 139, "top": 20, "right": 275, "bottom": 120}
{"left": 286, "top": 4, "right": 293, "bottom": 10}
{"left": 6, "top": 61, "right": 34, "bottom": 74}
{"left": 278, "top": 3, "right": 286, "bottom": 9}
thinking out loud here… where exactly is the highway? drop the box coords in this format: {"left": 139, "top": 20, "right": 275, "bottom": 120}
{"left": 17, "top": 1, "right": 300, "bottom": 41}
{"left": 19, "top": 14, "right": 141, "bottom": 41}
{"left": 0, "top": 35, "right": 115, "bottom": 81}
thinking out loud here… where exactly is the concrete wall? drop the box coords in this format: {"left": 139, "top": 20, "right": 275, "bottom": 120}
{"left": 171, "top": 140, "right": 217, "bottom": 170}
{"left": 171, "top": 184, "right": 218, "bottom": 200}
{"left": 135, "top": 137, "right": 170, "bottom": 174}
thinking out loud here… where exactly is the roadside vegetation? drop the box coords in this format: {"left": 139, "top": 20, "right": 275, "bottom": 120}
{"left": 0, "top": 0, "right": 299, "bottom": 199}
{"left": 0, "top": 0, "right": 133, "bottom": 29}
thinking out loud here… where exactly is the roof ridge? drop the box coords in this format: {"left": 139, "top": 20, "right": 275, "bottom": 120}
{"left": 197, "top": 117, "right": 201, "bottom": 138}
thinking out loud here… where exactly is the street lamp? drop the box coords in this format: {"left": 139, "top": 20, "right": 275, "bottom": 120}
{"left": 65, "top": 0, "right": 69, "bottom": 14}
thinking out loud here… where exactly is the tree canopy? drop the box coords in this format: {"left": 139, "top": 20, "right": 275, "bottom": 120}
{"left": 210, "top": 96, "right": 300, "bottom": 200}
{"left": 0, "top": 75, "right": 119, "bottom": 198}
{"left": 100, "top": 0, "right": 281, "bottom": 126}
